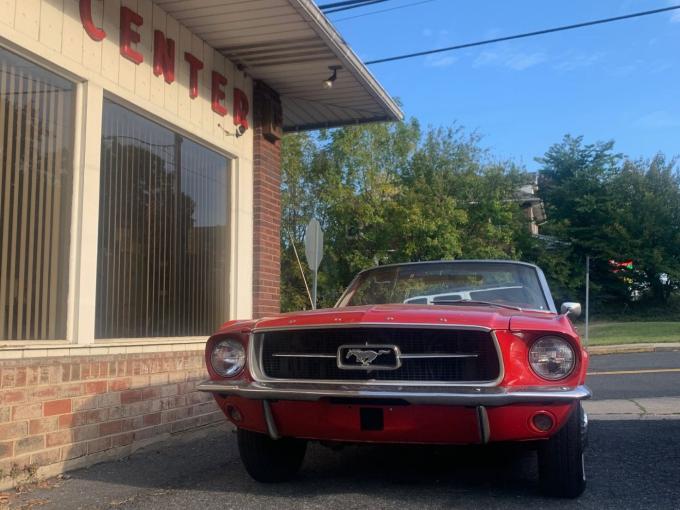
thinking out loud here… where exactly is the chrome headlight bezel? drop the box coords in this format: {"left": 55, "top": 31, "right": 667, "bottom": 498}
{"left": 210, "top": 339, "right": 246, "bottom": 378}
{"left": 528, "top": 335, "right": 576, "bottom": 381}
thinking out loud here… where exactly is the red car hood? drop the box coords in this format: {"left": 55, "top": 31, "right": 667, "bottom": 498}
{"left": 246, "top": 304, "right": 560, "bottom": 332}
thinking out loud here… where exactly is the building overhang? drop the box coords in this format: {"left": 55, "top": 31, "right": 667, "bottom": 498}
{"left": 153, "top": 0, "right": 403, "bottom": 132}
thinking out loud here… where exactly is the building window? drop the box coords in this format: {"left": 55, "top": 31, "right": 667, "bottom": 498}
{"left": 96, "top": 100, "right": 230, "bottom": 339}
{"left": 0, "top": 48, "right": 75, "bottom": 340}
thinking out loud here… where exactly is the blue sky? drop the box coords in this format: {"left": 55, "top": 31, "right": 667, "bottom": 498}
{"left": 325, "top": 0, "right": 680, "bottom": 170}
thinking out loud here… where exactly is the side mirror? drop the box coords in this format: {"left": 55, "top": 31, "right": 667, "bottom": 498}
{"left": 560, "top": 302, "right": 582, "bottom": 318}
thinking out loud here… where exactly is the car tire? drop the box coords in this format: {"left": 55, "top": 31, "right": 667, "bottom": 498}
{"left": 237, "top": 428, "right": 307, "bottom": 483}
{"left": 537, "top": 402, "right": 587, "bottom": 498}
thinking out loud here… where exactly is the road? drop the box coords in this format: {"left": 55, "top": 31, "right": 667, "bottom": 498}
{"left": 8, "top": 351, "right": 680, "bottom": 510}
{"left": 587, "top": 350, "right": 680, "bottom": 399}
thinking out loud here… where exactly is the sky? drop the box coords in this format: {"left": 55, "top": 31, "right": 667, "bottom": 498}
{"left": 323, "top": 0, "right": 680, "bottom": 170}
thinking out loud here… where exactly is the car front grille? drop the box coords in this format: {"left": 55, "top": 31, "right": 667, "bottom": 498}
{"left": 255, "top": 327, "right": 501, "bottom": 384}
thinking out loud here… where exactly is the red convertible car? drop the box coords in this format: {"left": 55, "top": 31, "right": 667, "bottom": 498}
{"left": 199, "top": 260, "right": 590, "bottom": 498}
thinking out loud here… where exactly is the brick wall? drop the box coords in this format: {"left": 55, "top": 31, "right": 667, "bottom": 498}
{"left": 252, "top": 81, "right": 283, "bottom": 318}
{"left": 0, "top": 349, "right": 221, "bottom": 489}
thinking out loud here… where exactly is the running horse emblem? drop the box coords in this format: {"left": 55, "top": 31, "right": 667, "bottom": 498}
{"left": 345, "top": 349, "right": 392, "bottom": 367}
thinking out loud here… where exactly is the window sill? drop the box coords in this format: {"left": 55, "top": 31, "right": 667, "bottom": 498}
{"left": 0, "top": 337, "right": 208, "bottom": 359}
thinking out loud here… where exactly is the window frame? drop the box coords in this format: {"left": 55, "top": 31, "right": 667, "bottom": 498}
{"left": 0, "top": 41, "right": 242, "bottom": 346}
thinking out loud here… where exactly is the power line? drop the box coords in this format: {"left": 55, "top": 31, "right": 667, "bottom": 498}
{"left": 333, "top": 0, "right": 436, "bottom": 22}
{"left": 324, "top": 0, "right": 390, "bottom": 14}
{"left": 365, "top": 4, "right": 680, "bottom": 65}
{"left": 318, "top": 0, "right": 386, "bottom": 11}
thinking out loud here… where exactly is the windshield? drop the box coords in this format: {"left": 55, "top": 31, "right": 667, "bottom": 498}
{"left": 338, "top": 262, "right": 551, "bottom": 311}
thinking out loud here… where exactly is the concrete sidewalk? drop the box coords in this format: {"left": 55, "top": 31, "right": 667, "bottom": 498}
{"left": 588, "top": 342, "right": 680, "bottom": 356}
{"left": 585, "top": 397, "right": 680, "bottom": 420}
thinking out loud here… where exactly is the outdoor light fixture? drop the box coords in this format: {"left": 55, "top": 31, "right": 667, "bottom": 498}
{"left": 217, "top": 123, "right": 247, "bottom": 138}
{"left": 323, "top": 65, "right": 342, "bottom": 89}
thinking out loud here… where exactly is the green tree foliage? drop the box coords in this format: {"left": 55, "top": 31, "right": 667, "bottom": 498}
{"left": 281, "top": 126, "right": 679, "bottom": 314}
{"left": 536, "top": 136, "right": 680, "bottom": 310}
{"left": 608, "top": 155, "right": 680, "bottom": 304}
{"left": 280, "top": 120, "right": 533, "bottom": 311}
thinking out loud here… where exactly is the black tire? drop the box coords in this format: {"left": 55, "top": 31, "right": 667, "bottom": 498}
{"left": 538, "top": 402, "right": 587, "bottom": 498}
{"left": 237, "top": 428, "right": 307, "bottom": 483}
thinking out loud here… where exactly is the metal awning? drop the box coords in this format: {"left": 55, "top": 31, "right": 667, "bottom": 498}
{"left": 152, "top": 0, "right": 403, "bottom": 131}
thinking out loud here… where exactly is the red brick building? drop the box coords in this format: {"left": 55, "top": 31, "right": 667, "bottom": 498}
{"left": 0, "top": 0, "right": 400, "bottom": 487}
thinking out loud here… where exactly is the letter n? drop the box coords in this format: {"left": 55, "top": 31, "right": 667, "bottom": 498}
{"left": 153, "top": 30, "right": 175, "bottom": 84}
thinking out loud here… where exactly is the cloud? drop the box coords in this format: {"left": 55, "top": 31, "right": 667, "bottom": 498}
{"left": 505, "top": 52, "right": 547, "bottom": 70}
{"left": 424, "top": 54, "right": 458, "bottom": 68}
{"left": 421, "top": 29, "right": 456, "bottom": 67}
{"left": 553, "top": 51, "right": 605, "bottom": 72}
{"left": 474, "top": 50, "right": 498, "bottom": 67}
{"left": 668, "top": 0, "right": 680, "bottom": 22}
{"left": 608, "top": 58, "right": 646, "bottom": 77}
{"left": 474, "top": 47, "right": 547, "bottom": 71}
{"left": 649, "top": 60, "right": 674, "bottom": 73}
{"left": 635, "top": 110, "right": 680, "bottom": 129}
{"left": 421, "top": 28, "right": 450, "bottom": 40}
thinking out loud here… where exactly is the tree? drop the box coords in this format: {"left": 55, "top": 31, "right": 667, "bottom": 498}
{"left": 280, "top": 120, "right": 534, "bottom": 311}
{"left": 535, "top": 135, "right": 624, "bottom": 304}
{"left": 609, "top": 156, "right": 680, "bottom": 303}
{"left": 535, "top": 136, "right": 680, "bottom": 310}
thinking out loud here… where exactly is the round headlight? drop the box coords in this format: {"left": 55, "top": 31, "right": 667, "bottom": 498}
{"left": 210, "top": 339, "right": 246, "bottom": 377}
{"left": 529, "top": 336, "right": 575, "bottom": 381}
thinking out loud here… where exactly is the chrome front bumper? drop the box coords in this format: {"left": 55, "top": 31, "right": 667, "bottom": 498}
{"left": 197, "top": 380, "right": 591, "bottom": 406}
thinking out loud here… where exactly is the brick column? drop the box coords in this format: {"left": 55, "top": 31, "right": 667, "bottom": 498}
{"left": 252, "top": 82, "right": 282, "bottom": 318}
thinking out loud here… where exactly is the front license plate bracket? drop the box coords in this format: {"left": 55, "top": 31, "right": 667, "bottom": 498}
{"left": 360, "top": 407, "right": 384, "bottom": 431}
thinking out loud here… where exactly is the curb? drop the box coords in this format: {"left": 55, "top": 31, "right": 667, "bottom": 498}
{"left": 588, "top": 342, "right": 680, "bottom": 356}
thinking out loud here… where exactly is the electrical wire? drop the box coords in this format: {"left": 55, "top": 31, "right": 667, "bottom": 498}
{"left": 324, "top": 0, "right": 390, "bottom": 14}
{"left": 333, "top": 0, "right": 436, "bottom": 22}
{"left": 365, "top": 4, "right": 680, "bottom": 65}
{"left": 319, "top": 0, "right": 386, "bottom": 11}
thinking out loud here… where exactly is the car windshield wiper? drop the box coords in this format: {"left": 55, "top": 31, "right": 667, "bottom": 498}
{"left": 432, "top": 299, "right": 523, "bottom": 311}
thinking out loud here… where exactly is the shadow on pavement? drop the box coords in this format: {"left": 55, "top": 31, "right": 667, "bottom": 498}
{"left": 10, "top": 419, "right": 680, "bottom": 509}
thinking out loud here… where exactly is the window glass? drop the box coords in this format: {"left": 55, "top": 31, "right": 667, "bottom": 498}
{"left": 340, "top": 262, "right": 550, "bottom": 311}
{"left": 0, "top": 48, "right": 75, "bottom": 340}
{"left": 96, "top": 100, "right": 230, "bottom": 338}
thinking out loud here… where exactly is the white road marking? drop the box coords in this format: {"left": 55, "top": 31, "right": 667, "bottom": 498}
{"left": 587, "top": 368, "right": 680, "bottom": 376}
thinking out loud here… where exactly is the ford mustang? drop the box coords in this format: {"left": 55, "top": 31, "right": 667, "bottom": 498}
{"left": 199, "top": 260, "right": 590, "bottom": 498}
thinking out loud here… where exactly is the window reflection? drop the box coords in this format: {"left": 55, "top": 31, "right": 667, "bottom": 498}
{"left": 0, "top": 48, "right": 74, "bottom": 340}
{"left": 95, "top": 100, "right": 230, "bottom": 338}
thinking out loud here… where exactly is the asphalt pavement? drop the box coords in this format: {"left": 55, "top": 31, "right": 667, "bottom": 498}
{"left": 588, "top": 350, "right": 680, "bottom": 399}
{"left": 7, "top": 350, "right": 680, "bottom": 510}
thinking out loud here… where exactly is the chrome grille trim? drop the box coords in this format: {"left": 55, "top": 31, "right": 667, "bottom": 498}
{"left": 272, "top": 353, "right": 336, "bottom": 358}
{"left": 399, "top": 353, "right": 479, "bottom": 359}
{"left": 272, "top": 353, "right": 479, "bottom": 360}
{"left": 248, "top": 324, "right": 505, "bottom": 388}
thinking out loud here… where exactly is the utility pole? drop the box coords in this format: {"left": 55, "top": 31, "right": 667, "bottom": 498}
{"left": 585, "top": 256, "right": 590, "bottom": 346}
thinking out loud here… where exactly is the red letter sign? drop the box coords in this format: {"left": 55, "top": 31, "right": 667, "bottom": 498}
{"left": 153, "top": 30, "right": 175, "bottom": 84}
{"left": 233, "top": 88, "right": 249, "bottom": 130}
{"left": 211, "top": 71, "right": 228, "bottom": 116}
{"left": 184, "top": 53, "right": 204, "bottom": 99}
{"left": 80, "top": 0, "right": 106, "bottom": 41}
{"left": 120, "top": 7, "right": 143, "bottom": 65}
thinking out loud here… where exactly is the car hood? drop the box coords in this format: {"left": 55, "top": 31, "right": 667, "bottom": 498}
{"left": 245, "top": 304, "right": 557, "bottom": 332}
